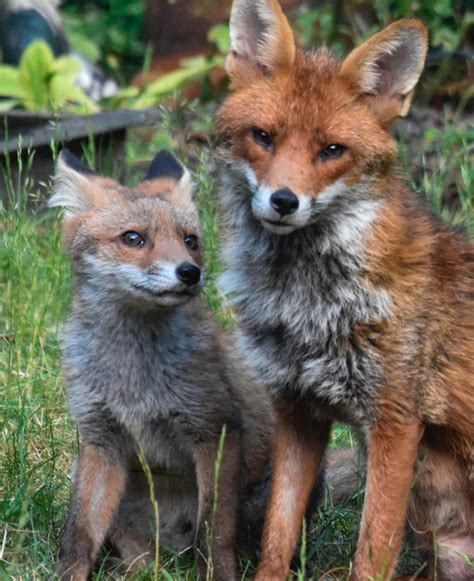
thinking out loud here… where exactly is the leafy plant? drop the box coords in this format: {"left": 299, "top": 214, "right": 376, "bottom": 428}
{"left": 0, "top": 40, "right": 97, "bottom": 114}
{"left": 293, "top": 0, "right": 473, "bottom": 53}
{"left": 103, "top": 24, "right": 229, "bottom": 110}
{"left": 104, "top": 55, "right": 224, "bottom": 110}
{"left": 207, "top": 23, "right": 230, "bottom": 54}
{"left": 293, "top": 4, "right": 346, "bottom": 54}
{"left": 292, "top": 1, "right": 473, "bottom": 106}
{"left": 62, "top": 0, "right": 145, "bottom": 83}
{"left": 377, "top": 0, "right": 472, "bottom": 52}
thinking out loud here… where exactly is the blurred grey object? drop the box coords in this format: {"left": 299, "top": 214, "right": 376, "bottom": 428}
{"left": 0, "top": 0, "right": 118, "bottom": 100}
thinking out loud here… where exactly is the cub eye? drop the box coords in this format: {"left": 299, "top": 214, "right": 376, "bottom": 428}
{"left": 320, "top": 144, "right": 346, "bottom": 160}
{"left": 121, "top": 231, "right": 146, "bottom": 247}
{"left": 252, "top": 128, "right": 273, "bottom": 149}
{"left": 184, "top": 234, "right": 199, "bottom": 251}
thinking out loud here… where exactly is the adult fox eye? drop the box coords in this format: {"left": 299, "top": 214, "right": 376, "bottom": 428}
{"left": 184, "top": 234, "right": 198, "bottom": 251}
{"left": 121, "top": 231, "right": 146, "bottom": 247}
{"left": 252, "top": 128, "right": 273, "bottom": 149}
{"left": 320, "top": 144, "right": 346, "bottom": 160}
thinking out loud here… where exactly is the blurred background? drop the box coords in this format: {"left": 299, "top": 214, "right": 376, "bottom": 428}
{"left": 1, "top": 0, "right": 472, "bottom": 109}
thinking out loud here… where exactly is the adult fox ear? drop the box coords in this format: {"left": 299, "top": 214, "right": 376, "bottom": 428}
{"left": 138, "top": 150, "right": 194, "bottom": 211}
{"left": 49, "top": 150, "right": 109, "bottom": 218}
{"left": 226, "top": 0, "right": 296, "bottom": 89}
{"left": 340, "top": 19, "right": 428, "bottom": 119}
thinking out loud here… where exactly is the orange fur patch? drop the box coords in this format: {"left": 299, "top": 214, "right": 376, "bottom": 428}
{"left": 255, "top": 407, "right": 331, "bottom": 581}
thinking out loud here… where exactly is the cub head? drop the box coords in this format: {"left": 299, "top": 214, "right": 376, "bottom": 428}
{"left": 215, "top": 0, "right": 428, "bottom": 234}
{"left": 49, "top": 149, "right": 203, "bottom": 308}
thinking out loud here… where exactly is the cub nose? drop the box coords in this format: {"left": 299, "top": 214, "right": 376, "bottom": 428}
{"left": 176, "top": 262, "right": 201, "bottom": 286}
{"left": 270, "top": 188, "right": 299, "bottom": 216}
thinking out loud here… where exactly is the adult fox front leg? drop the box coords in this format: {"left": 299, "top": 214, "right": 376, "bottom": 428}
{"left": 257, "top": 415, "right": 424, "bottom": 581}
{"left": 351, "top": 421, "right": 424, "bottom": 580}
{"left": 56, "top": 442, "right": 127, "bottom": 580}
{"left": 255, "top": 407, "right": 331, "bottom": 581}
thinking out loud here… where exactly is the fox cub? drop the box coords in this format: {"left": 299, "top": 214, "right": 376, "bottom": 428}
{"left": 50, "top": 149, "right": 278, "bottom": 580}
{"left": 214, "top": 1, "right": 474, "bottom": 579}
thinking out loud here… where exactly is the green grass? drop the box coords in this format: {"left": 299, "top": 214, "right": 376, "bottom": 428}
{"left": 1, "top": 113, "right": 473, "bottom": 579}
{"left": 1, "top": 205, "right": 73, "bottom": 577}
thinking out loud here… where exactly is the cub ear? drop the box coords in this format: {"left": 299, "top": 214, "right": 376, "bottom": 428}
{"left": 226, "top": 0, "right": 296, "bottom": 89}
{"left": 144, "top": 149, "right": 186, "bottom": 182}
{"left": 57, "top": 148, "right": 96, "bottom": 176}
{"left": 139, "top": 150, "right": 194, "bottom": 211}
{"left": 340, "top": 18, "right": 428, "bottom": 119}
{"left": 49, "top": 149, "right": 106, "bottom": 218}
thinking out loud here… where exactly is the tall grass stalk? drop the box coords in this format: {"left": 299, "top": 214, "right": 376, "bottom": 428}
{"left": 138, "top": 446, "right": 160, "bottom": 581}
{"left": 205, "top": 424, "right": 227, "bottom": 581}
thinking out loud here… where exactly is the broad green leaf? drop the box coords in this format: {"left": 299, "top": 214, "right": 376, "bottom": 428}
{"left": 49, "top": 74, "right": 79, "bottom": 112}
{"left": 0, "top": 98, "right": 21, "bottom": 111}
{"left": 18, "top": 40, "right": 54, "bottom": 111}
{"left": 144, "top": 68, "right": 200, "bottom": 95}
{"left": 62, "top": 12, "right": 101, "bottom": 63}
{"left": 140, "top": 57, "right": 222, "bottom": 98}
{"left": 49, "top": 79, "right": 98, "bottom": 114}
{"left": 179, "top": 55, "right": 224, "bottom": 69}
{"left": 52, "top": 56, "right": 82, "bottom": 76}
{"left": 432, "top": 27, "right": 461, "bottom": 51}
{"left": 207, "top": 23, "right": 230, "bottom": 53}
{"left": 62, "top": 85, "right": 99, "bottom": 114}
{"left": 126, "top": 94, "right": 159, "bottom": 110}
{"left": 0, "top": 66, "right": 23, "bottom": 98}
{"left": 66, "top": 30, "right": 101, "bottom": 64}
{"left": 100, "top": 86, "right": 140, "bottom": 108}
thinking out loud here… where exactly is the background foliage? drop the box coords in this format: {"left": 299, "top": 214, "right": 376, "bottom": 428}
{"left": 1, "top": 0, "right": 471, "bottom": 112}
{"left": 62, "top": 0, "right": 473, "bottom": 101}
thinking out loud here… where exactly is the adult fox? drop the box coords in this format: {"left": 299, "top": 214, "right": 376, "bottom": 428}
{"left": 213, "top": 1, "right": 474, "bottom": 579}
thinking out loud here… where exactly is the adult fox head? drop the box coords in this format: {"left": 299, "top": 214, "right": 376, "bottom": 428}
{"left": 215, "top": 0, "right": 428, "bottom": 234}
{"left": 49, "top": 150, "right": 203, "bottom": 307}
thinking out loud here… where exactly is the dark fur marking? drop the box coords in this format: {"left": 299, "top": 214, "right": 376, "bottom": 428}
{"left": 144, "top": 150, "right": 184, "bottom": 182}
{"left": 61, "top": 148, "right": 96, "bottom": 175}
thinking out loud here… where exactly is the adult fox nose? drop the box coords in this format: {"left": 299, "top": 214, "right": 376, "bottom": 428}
{"left": 270, "top": 188, "right": 299, "bottom": 216}
{"left": 176, "top": 262, "right": 201, "bottom": 286}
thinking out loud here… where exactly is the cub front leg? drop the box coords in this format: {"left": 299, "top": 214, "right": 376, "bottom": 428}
{"left": 255, "top": 406, "right": 331, "bottom": 581}
{"left": 56, "top": 444, "right": 127, "bottom": 580}
{"left": 194, "top": 428, "right": 241, "bottom": 581}
{"left": 351, "top": 420, "right": 424, "bottom": 581}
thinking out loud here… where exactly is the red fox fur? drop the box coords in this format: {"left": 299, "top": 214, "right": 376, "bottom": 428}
{"left": 213, "top": 1, "right": 474, "bottom": 579}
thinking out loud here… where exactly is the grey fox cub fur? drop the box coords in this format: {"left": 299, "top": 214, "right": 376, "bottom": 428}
{"left": 51, "top": 149, "right": 279, "bottom": 580}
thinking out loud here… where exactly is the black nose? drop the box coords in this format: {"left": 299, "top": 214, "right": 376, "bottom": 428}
{"left": 176, "top": 262, "right": 201, "bottom": 286}
{"left": 270, "top": 188, "right": 299, "bottom": 216}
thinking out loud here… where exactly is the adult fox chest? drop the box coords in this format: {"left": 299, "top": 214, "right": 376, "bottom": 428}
{"left": 240, "top": 276, "right": 384, "bottom": 425}
{"left": 239, "top": 310, "right": 382, "bottom": 426}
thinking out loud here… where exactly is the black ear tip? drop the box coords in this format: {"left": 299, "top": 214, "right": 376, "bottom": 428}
{"left": 144, "top": 149, "right": 185, "bottom": 182}
{"left": 59, "top": 149, "right": 95, "bottom": 175}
